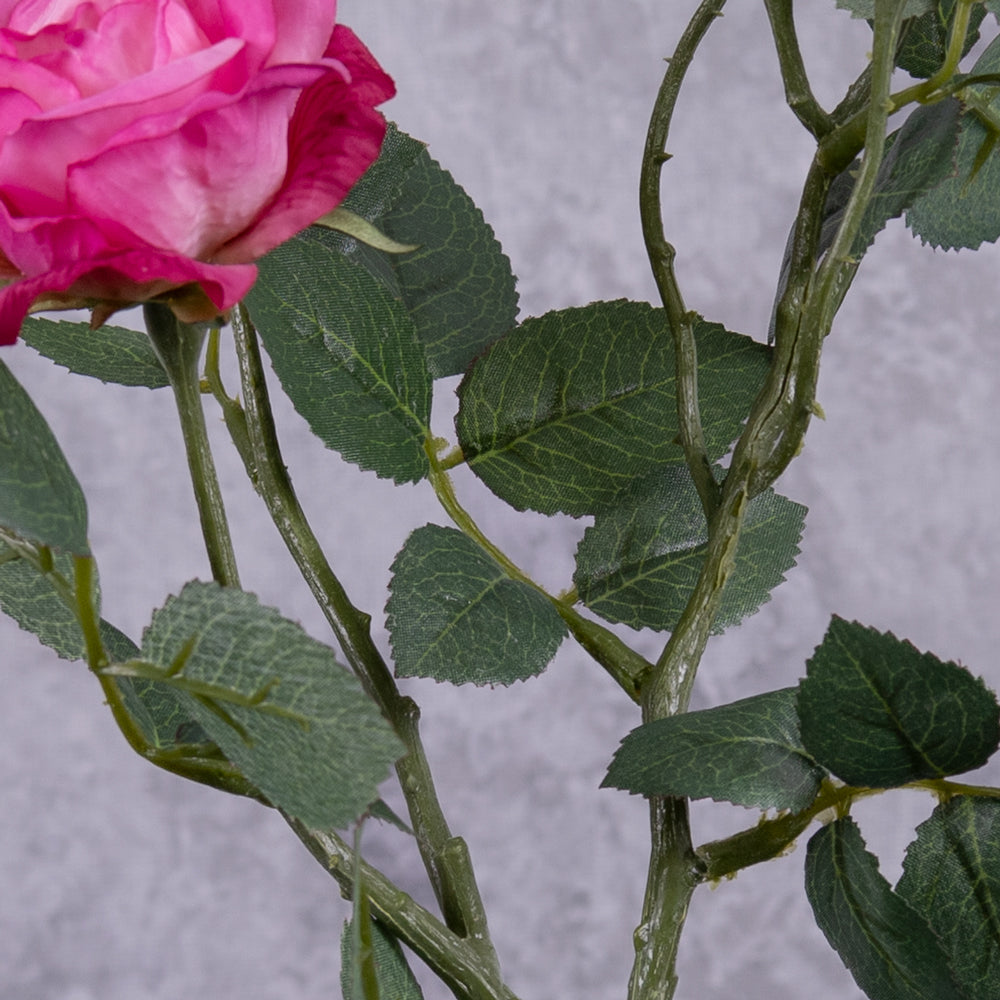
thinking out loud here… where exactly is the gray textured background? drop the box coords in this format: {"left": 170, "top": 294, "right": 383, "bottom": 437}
{"left": 3, "top": 2, "right": 1000, "bottom": 998}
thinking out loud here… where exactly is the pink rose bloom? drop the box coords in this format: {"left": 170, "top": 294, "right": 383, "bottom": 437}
{"left": 0, "top": 0, "right": 394, "bottom": 344}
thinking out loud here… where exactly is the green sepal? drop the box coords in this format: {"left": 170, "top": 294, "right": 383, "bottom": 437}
{"left": 0, "top": 359, "right": 89, "bottom": 554}
{"left": 805, "top": 816, "right": 964, "bottom": 1000}
{"left": 798, "top": 617, "right": 1000, "bottom": 787}
{"left": 113, "top": 581, "right": 404, "bottom": 829}
{"left": 335, "top": 123, "right": 519, "bottom": 378}
{"left": 896, "top": 796, "right": 1000, "bottom": 1000}
{"left": 574, "top": 468, "right": 805, "bottom": 633}
{"left": 456, "top": 302, "right": 770, "bottom": 516}
{"left": 603, "top": 687, "right": 825, "bottom": 812}
{"left": 386, "top": 524, "right": 567, "bottom": 686}
{"left": 245, "top": 226, "right": 433, "bottom": 484}
{"left": 20, "top": 316, "right": 169, "bottom": 389}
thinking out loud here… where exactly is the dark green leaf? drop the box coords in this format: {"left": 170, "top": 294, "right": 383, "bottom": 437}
{"left": 124, "top": 582, "right": 403, "bottom": 829}
{"left": 907, "top": 36, "right": 1000, "bottom": 249}
{"left": 603, "top": 688, "right": 825, "bottom": 812}
{"left": 897, "top": 796, "right": 1000, "bottom": 1000}
{"left": 456, "top": 302, "right": 770, "bottom": 516}
{"left": 338, "top": 124, "right": 519, "bottom": 378}
{"left": 805, "top": 816, "right": 964, "bottom": 1000}
{"left": 385, "top": 524, "right": 567, "bottom": 686}
{"left": 341, "top": 919, "right": 424, "bottom": 1000}
{"left": 574, "top": 468, "right": 805, "bottom": 632}
{"left": 895, "top": 0, "right": 986, "bottom": 78}
{"left": 246, "top": 226, "right": 432, "bottom": 484}
{"left": 798, "top": 617, "right": 1000, "bottom": 787}
{"left": 835, "top": 0, "right": 934, "bottom": 18}
{"left": 0, "top": 359, "right": 89, "bottom": 553}
{"left": 20, "top": 316, "right": 168, "bottom": 389}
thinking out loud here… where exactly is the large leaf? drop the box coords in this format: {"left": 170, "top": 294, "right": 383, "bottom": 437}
{"left": 0, "top": 359, "right": 89, "bottom": 553}
{"left": 907, "top": 36, "right": 1000, "bottom": 249}
{"left": 336, "top": 124, "right": 519, "bottom": 378}
{"left": 805, "top": 816, "right": 964, "bottom": 1000}
{"left": 340, "top": 919, "right": 425, "bottom": 1000}
{"left": 573, "top": 468, "right": 805, "bottom": 632}
{"left": 897, "top": 796, "right": 1000, "bottom": 1000}
{"left": 385, "top": 524, "right": 567, "bottom": 686}
{"left": 112, "top": 582, "right": 404, "bottom": 829}
{"left": 798, "top": 617, "right": 1000, "bottom": 787}
{"left": 245, "top": 226, "right": 433, "bottom": 484}
{"left": 835, "top": 0, "right": 933, "bottom": 18}
{"left": 20, "top": 316, "right": 168, "bottom": 389}
{"left": 456, "top": 302, "right": 770, "bottom": 516}
{"left": 603, "top": 688, "right": 825, "bottom": 812}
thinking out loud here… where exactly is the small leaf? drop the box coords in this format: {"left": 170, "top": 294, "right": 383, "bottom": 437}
{"left": 245, "top": 227, "right": 432, "bottom": 484}
{"left": 20, "top": 316, "right": 168, "bottom": 389}
{"left": 602, "top": 687, "right": 825, "bottom": 812}
{"left": 133, "top": 582, "right": 404, "bottom": 829}
{"left": 798, "top": 617, "right": 1000, "bottom": 787}
{"left": 338, "top": 123, "right": 519, "bottom": 378}
{"left": 0, "top": 359, "right": 89, "bottom": 553}
{"left": 835, "top": 0, "right": 934, "bottom": 18}
{"left": 907, "top": 36, "right": 1000, "bottom": 249}
{"left": 456, "top": 302, "right": 770, "bottom": 516}
{"left": 386, "top": 524, "right": 566, "bottom": 686}
{"left": 805, "top": 816, "right": 963, "bottom": 1000}
{"left": 894, "top": 0, "right": 986, "bottom": 78}
{"left": 897, "top": 796, "right": 1000, "bottom": 1000}
{"left": 341, "top": 919, "right": 424, "bottom": 1000}
{"left": 574, "top": 468, "right": 806, "bottom": 632}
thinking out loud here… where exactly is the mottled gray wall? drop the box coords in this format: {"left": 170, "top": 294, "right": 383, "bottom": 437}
{"left": 3, "top": 3, "right": 1000, "bottom": 999}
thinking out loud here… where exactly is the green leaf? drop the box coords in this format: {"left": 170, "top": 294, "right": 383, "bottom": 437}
{"left": 456, "top": 302, "right": 770, "bottom": 516}
{"left": 385, "top": 524, "right": 567, "bottom": 686}
{"left": 0, "top": 540, "right": 212, "bottom": 752}
{"left": 341, "top": 919, "right": 424, "bottom": 1000}
{"left": 123, "top": 582, "right": 404, "bottom": 829}
{"left": 895, "top": 0, "right": 986, "bottom": 78}
{"left": 20, "top": 316, "right": 168, "bottom": 389}
{"left": 245, "top": 226, "right": 432, "bottom": 484}
{"left": 897, "top": 796, "right": 1000, "bottom": 1000}
{"left": 602, "top": 688, "right": 825, "bottom": 812}
{"left": 574, "top": 468, "right": 805, "bottom": 632}
{"left": 907, "top": 36, "right": 1000, "bottom": 249}
{"left": 835, "top": 0, "right": 934, "bottom": 18}
{"left": 338, "top": 124, "right": 519, "bottom": 378}
{"left": 805, "top": 816, "right": 964, "bottom": 1000}
{"left": 0, "top": 359, "right": 89, "bottom": 553}
{"left": 798, "top": 617, "right": 1000, "bottom": 787}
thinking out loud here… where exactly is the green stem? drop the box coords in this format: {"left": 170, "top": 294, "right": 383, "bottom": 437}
{"left": 289, "top": 818, "right": 520, "bottom": 1000}
{"left": 637, "top": 0, "right": 728, "bottom": 521}
{"left": 222, "top": 307, "right": 502, "bottom": 986}
{"left": 763, "top": 0, "right": 834, "bottom": 137}
{"left": 426, "top": 444, "right": 652, "bottom": 701}
{"left": 143, "top": 303, "right": 240, "bottom": 588}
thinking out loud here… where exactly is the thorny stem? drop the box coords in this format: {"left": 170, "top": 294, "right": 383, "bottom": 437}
{"left": 289, "top": 818, "right": 520, "bottom": 1000}
{"left": 630, "top": 2, "right": 908, "bottom": 998}
{"left": 142, "top": 302, "right": 240, "bottom": 588}
{"left": 220, "top": 307, "right": 502, "bottom": 988}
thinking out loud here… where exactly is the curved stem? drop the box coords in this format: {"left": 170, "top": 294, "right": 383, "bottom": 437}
{"left": 223, "top": 307, "right": 502, "bottom": 986}
{"left": 143, "top": 303, "right": 240, "bottom": 588}
{"left": 426, "top": 444, "right": 652, "bottom": 701}
{"left": 638, "top": 0, "right": 728, "bottom": 521}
